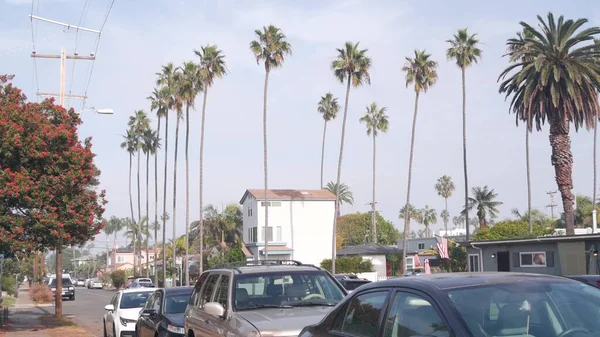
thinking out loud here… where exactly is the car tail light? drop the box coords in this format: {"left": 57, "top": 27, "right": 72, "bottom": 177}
{"left": 595, "top": 280, "right": 600, "bottom": 288}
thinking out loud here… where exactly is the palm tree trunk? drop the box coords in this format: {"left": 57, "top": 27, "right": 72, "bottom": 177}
{"left": 263, "top": 69, "right": 270, "bottom": 261}
{"left": 332, "top": 75, "right": 352, "bottom": 274}
{"left": 145, "top": 152, "right": 150, "bottom": 277}
{"left": 372, "top": 132, "right": 377, "bottom": 243}
{"left": 320, "top": 121, "right": 327, "bottom": 189}
{"left": 461, "top": 67, "right": 470, "bottom": 240}
{"left": 549, "top": 115, "right": 575, "bottom": 235}
{"left": 402, "top": 91, "right": 419, "bottom": 272}
{"left": 162, "top": 113, "right": 169, "bottom": 287}
{"left": 526, "top": 124, "right": 532, "bottom": 233}
{"left": 199, "top": 87, "right": 208, "bottom": 275}
{"left": 136, "top": 149, "right": 142, "bottom": 275}
{"left": 128, "top": 154, "right": 135, "bottom": 227}
{"left": 444, "top": 197, "right": 449, "bottom": 233}
{"left": 154, "top": 117, "right": 161, "bottom": 285}
{"left": 185, "top": 103, "right": 190, "bottom": 287}
{"left": 593, "top": 118, "right": 597, "bottom": 222}
{"left": 172, "top": 114, "right": 181, "bottom": 287}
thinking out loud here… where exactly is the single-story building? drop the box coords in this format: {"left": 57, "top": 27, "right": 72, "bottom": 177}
{"left": 398, "top": 236, "right": 465, "bottom": 270}
{"left": 337, "top": 243, "right": 400, "bottom": 278}
{"left": 460, "top": 233, "right": 600, "bottom": 275}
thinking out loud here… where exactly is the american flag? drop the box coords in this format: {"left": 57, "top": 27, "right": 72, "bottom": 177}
{"left": 436, "top": 236, "right": 449, "bottom": 259}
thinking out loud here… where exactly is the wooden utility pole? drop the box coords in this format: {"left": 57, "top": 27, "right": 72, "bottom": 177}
{"left": 30, "top": 13, "right": 99, "bottom": 319}
{"left": 546, "top": 190, "right": 558, "bottom": 220}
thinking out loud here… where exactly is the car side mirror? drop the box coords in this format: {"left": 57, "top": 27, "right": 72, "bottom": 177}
{"left": 141, "top": 309, "right": 157, "bottom": 317}
{"left": 104, "top": 304, "right": 115, "bottom": 312}
{"left": 204, "top": 302, "right": 225, "bottom": 318}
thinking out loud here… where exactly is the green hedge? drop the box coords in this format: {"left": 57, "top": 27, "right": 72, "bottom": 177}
{"left": 320, "top": 257, "right": 373, "bottom": 274}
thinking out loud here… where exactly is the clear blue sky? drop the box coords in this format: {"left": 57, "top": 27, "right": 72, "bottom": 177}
{"left": 1, "top": 0, "right": 599, "bottom": 251}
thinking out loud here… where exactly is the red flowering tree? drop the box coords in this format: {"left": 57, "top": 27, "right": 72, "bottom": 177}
{"left": 0, "top": 75, "right": 107, "bottom": 317}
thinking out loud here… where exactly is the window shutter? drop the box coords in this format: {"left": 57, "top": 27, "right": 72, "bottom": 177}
{"left": 546, "top": 251, "right": 554, "bottom": 267}
{"left": 513, "top": 252, "right": 520, "bottom": 267}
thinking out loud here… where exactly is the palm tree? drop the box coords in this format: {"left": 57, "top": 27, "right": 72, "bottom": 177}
{"left": 452, "top": 215, "right": 465, "bottom": 229}
{"left": 107, "top": 216, "right": 125, "bottom": 251}
{"left": 418, "top": 205, "right": 437, "bottom": 237}
{"left": 317, "top": 93, "right": 340, "bottom": 189}
{"left": 499, "top": 13, "right": 600, "bottom": 235}
{"left": 120, "top": 128, "right": 137, "bottom": 270}
{"left": 142, "top": 129, "right": 159, "bottom": 277}
{"left": 176, "top": 61, "right": 202, "bottom": 286}
{"left": 463, "top": 186, "right": 503, "bottom": 228}
{"left": 250, "top": 25, "right": 292, "bottom": 261}
{"left": 148, "top": 86, "right": 168, "bottom": 285}
{"left": 399, "top": 204, "right": 419, "bottom": 231}
{"left": 330, "top": 41, "right": 371, "bottom": 273}
{"left": 325, "top": 182, "right": 354, "bottom": 218}
{"left": 447, "top": 29, "right": 482, "bottom": 240}
{"left": 401, "top": 49, "right": 438, "bottom": 270}
{"left": 434, "top": 175, "right": 455, "bottom": 234}
{"left": 156, "top": 63, "right": 179, "bottom": 286}
{"left": 194, "top": 44, "right": 227, "bottom": 279}
{"left": 440, "top": 209, "right": 450, "bottom": 232}
{"left": 359, "top": 103, "right": 389, "bottom": 243}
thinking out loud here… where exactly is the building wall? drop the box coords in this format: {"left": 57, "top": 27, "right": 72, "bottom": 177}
{"left": 468, "top": 243, "right": 561, "bottom": 275}
{"left": 361, "top": 255, "right": 387, "bottom": 278}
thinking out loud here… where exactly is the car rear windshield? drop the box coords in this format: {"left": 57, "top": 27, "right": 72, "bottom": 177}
{"left": 49, "top": 278, "right": 72, "bottom": 287}
{"left": 120, "top": 291, "right": 153, "bottom": 309}
{"left": 165, "top": 293, "right": 193, "bottom": 314}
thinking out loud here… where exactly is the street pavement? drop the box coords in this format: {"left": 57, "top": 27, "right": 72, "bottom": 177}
{"left": 62, "top": 286, "right": 118, "bottom": 336}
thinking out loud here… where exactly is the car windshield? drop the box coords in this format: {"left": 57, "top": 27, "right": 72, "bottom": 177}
{"left": 164, "top": 293, "right": 192, "bottom": 314}
{"left": 49, "top": 278, "right": 72, "bottom": 287}
{"left": 120, "top": 291, "right": 153, "bottom": 309}
{"left": 446, "top": 281, "right": 600, "bottom": 337}
{"left": 234, "top": 270, "right": 345, "bottom": 310}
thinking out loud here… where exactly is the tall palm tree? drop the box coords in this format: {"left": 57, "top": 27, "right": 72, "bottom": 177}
{"left": 317, "top": 93, "right": 340, "bottom": 189}
{"left": 463, "top": 186, "right": 503, "bottom": 228}
{"left": 447, "top": 29, "right": 482, "bottom": 241}
{"left": 176, "top": 61, "right": 202, "bottom": 286}
{"left": 250, "top": 25, "right": 292, "bottom": 261}
{"left": 452, "top": 215, "right": 465, "bottom": 229}
{"left": 325, "top": 182, "right": 355, "bottom": 218}
{"left": 399, "top": 204, "right": 419, "bottom": 238}
{"left": 194, "top": 44, "right": 227, "bottom": 279}
{"left": 330, "top": 41, "right": 371, "bottom": 273}
{"left": 148, "top": 86, "right": 168, "bottom": 285}
{"left": 120, "top": 128, "right": 137, "bottom": 270}
{"left": 401, "top": 49, "right": 438, "bottom": 270}
{"left": 107, "top": 216, "right": 125, "bottom": 251}
{"left": 156, "top": 63, "right": 179, "bottom": 286}
{"left": 359, "top": 103, "right": 389, "bottom": 243}
{"left": 418, "top": 205, "right": 437, "bottom": 237}
{"left": 499, "top": 13, "right": 600, "bottom": 235}
{"left": 440, "top": 209, "right": 450, "bottom": 231}
{"left": 142, "top": 129, "right": 159, "bottom": 277}
{"left": 434, "top": 175, "right": 455, "bottom": 234}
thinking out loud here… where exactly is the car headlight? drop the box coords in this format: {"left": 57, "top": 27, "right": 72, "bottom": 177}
{"left": 120, "top": 317, "right": 137, "bottom": 326}
{"left": 68, "top": 287, "right": 74, "bottom": 291}
{"left": 167, "top": 324, "right": 185, "bottom": 334}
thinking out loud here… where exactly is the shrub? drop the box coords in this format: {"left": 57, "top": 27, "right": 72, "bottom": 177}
{"left": 1, "top": 276, "right": 17, "bottom": 296}
{"left": 29, "top": 283, "right": 53, "bottom": 303}
{"left": 320, "top": 256, "right": 373, "bottom": 274}
{"left": 110, "top": 270, "right": 127, "bottom": 289}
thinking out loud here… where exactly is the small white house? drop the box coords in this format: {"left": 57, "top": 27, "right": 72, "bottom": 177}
{"left": 240, "top": 189, "right": 336, "bottom": 266}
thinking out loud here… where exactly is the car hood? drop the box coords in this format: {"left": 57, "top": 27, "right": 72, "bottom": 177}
{"left": 236, "top": 306, "right": 333, "bottom": 335}
{"left": 119, "top": 307, "right": 144, "bottom": 321}
{"left": 164, "top": 313, "right": 184, "bottom": 327}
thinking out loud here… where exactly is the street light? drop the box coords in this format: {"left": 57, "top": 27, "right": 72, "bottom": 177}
{"left": 79, "top": 107, "right": 114, "bottom": 115}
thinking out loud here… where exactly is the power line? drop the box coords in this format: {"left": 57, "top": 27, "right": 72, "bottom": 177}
{"left": 67, "top": 0, "right": 91, "bottom": 110}
{"left": 29, "top": 0, "right": 40, "bottom": 101}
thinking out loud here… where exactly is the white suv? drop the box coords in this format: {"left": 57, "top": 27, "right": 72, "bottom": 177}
{"left": 103, "top": 288, "right": 154, "bottom": 337}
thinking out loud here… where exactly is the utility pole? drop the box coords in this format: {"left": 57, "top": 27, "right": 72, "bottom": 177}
{"left": 30, "top": 14, "right": 99, "bottom": 319}
{"left": 546, "top": 190, "right": 558, "bottom": 220}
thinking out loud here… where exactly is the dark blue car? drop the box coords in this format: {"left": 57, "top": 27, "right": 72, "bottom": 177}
{"left": 135, "top": 286, "right": 193, "bottom": 337}
{"left": 300, "top": 272, "right": 600, "bottom": 337}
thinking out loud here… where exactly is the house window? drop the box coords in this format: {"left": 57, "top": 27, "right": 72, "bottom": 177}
{"left": 261, "top": 226, "right": 273, "bottom": 242}
{"left": 117, "top": 256, "right": 124, "bottom": 263}
{"left": 275, "top": 226, "right": 282, "bottom": 242}
{"left": 519, "top": 252, "right": 546, "bottom": 267}
{"left": 250, "top": 227, "right": 258, "bottom": 243}
{"left": 405, "top": 257, "right": 414, "bottom": 270}
{"left": 468, "top": 254, "right": 480, "bottom": 272}
{"left": 417, "top": 242, "right": 425, "bottom": 250}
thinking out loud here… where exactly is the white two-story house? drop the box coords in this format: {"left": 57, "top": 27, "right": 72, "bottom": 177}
{"left": 239, "top": 189, "right": 336, "bottom": 266}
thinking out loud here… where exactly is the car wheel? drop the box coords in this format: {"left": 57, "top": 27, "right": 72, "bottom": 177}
{"left": 103, "top": 320, "right": 107, "bottom": 337}
{"left": 71, "top": 295, "right": 75, "bottom": 301}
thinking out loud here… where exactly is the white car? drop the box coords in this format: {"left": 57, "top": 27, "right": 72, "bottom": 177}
{"left": 89, "top": 278, "right": 103, "bottom": 289}
{"left": 103, "top": 288, "right": 154, "bottom": 337}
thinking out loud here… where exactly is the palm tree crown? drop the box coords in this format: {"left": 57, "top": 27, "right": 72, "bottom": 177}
{"left": 195, "top": 44, "right": 228, "bottom": 87}
{"left": 360, "top": 103, "right": 389, "bottom": 136}
{"left": 402, "top": 50, "right": 438, "bottom": 93}
{"left": 325, "top": 182, "right": 354, "bottom": 206}
{"left": 435, "top": 175, "right": 455, "bottom": 199}
{"left": 446, "top": 28, "right": 483, "bottom": 68}
{"left": 418, "top": 205, "right": 437, "bottom": 237}
{"left": 399, "top": 204, "right": 419, "bottom": 222}
{"left": 331, "top": 41, "right": 372, "bottom": 86}
{"left": 318, "top": 93, "right": 340, "bottom": 122}
{"left": 463, "top": 186, "right": 503, "bottom": 228}
{"left": 250, "top": 25, "right": 293, "bottom": 71}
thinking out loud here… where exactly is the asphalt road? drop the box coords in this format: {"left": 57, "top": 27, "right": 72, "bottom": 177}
{"left": 61, "top": 286, "right": 118, "bottom": 336}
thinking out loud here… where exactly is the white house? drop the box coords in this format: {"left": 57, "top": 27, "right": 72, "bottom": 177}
{"left": 239, "top": 189, "right": 336, "bottom": 266}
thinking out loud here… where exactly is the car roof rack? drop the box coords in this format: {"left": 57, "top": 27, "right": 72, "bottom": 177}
{"left": 209, "top": 260, "right": 321, "bottom": 273}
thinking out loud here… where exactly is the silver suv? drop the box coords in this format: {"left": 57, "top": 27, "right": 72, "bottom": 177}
{"left": 184, "top": 260, "right": 348, "bottom": 337}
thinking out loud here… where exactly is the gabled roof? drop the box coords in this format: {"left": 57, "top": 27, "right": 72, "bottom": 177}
{"left": 337, "top": 243, "right": 400, "bottom": 256}
{"left": 240, "top": 189, "right": 336, "bottom": 204}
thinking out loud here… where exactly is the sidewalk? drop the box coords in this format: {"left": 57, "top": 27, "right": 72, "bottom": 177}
{"left": 3, "top": 284, "right": 53, "bottom": 337}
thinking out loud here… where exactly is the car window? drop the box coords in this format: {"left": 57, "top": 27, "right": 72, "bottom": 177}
{"left": 214, "top": 275, "right": 230, "bottom": 309}
{"left": 110, "top": 293, "right": 119, "bottom": 306}
{"left": 144, "top": 293, "right": 156, "bottom": 310}
{"left": 165, "top": 293, "right": 193, "bottom": 314}
{"left": 152, "top": 292, "right": 162, "bottom": 313}
{"left": 383, "top": 292, "right": 450, "bottom": 337}
{"left": 333, "top": 290, "right": 388, "bottom": 337}
{"left": 199, "top": 274, "right": 220, "bottom": 308}
{"left": 119, "top": 291, "right": 153, "bottom": 309}
{"left": 190, "top": 272, "right": 209, "bottom": 307}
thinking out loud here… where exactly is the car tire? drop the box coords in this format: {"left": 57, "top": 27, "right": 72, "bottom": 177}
{"left": 70, "top": 295, "right": 75, "bottom": 301}
{"left": 103, "top": 320, "right": 107, "bottom": 337}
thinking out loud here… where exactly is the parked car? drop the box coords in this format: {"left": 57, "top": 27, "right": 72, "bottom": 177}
{"left": 47, "top": 276, "right": 75, "bottom": 301}
{"left": 334, "top": 273, "right": 360, "bottom": 281}
{"left": 135, "top": 286, "right": 194, "bottom": 337}
{"left": 184, "top": 260, "right": 347, "bottom": 337}
{"left": 402, "top": 268, "right": 424, "bottom": 276}
{"left": 565, "top": 275, "right": 600, "bottom": 288}
{"left": 103, "top": 288, "right": 154, "bottom": 337}
{"left": 75, "top": 278, "right": 85, "bottom": 287}
{"left": 337, "top": 278, "right": 371, "bottom": 293}
{"left": 129, "top": 278, "right": 155, "bottom": 289}
{"left": 89, "top": 278, "right": 103, "bottom": 289}
{"left": 300, "top": 272, "right": 600, "bottom": 337}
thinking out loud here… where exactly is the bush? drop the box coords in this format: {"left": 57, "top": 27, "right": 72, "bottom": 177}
{"left": 29, "top": 283, "right": 53, "bottom": 303}
{"left": 1, "top": 276, "right": 17, "bottom": 296}
{"left": 110, "top": 270, "right": 127, "bottom": 289}
{"left": 320, "top": 257, "right": 373, "bottom": 274}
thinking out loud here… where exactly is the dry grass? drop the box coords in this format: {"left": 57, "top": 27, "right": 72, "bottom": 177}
{"left": 39, "top": 316, "right": 89, "bottom": 337}
{"left": 29, "top": 284, "right": 53, "bottom": 303}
